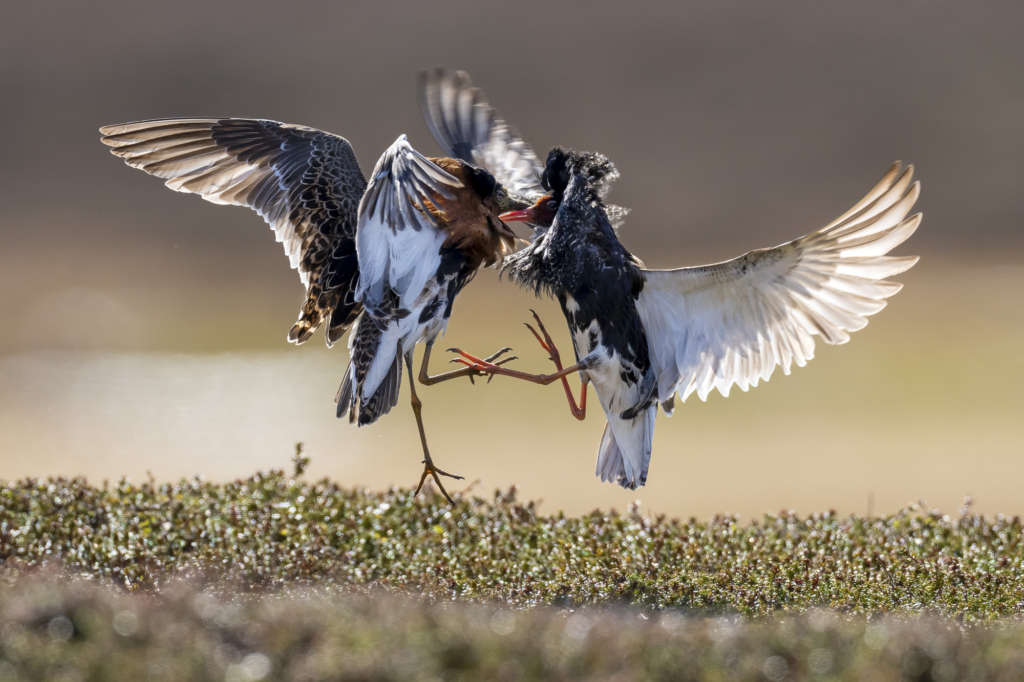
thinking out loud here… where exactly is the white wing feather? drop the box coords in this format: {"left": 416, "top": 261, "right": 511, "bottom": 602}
{"left": 355, "top": 135, "right": 461, "bottom": 315}
{"left": 636, "top": 162, "right": 921, "bottom": 403}
{"left": 354, "top": 135, "right": 463, "bottom": 398}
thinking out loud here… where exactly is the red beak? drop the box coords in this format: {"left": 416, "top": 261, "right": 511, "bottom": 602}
{"left": 499, "top": 207, "right": 536, "bottom": 223}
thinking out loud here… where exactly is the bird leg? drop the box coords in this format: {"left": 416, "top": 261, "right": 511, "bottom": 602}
{"left": 449, "top": 310, "right": 588, "bottom": 420}
{"left": 418, "top": 342, "right": 518, "bottom": 386}
{"left": 405, "top": 354, "right": 463, "bottom": 505}
{"left": 523, "top": 310, "right": 587, "bottom": 421}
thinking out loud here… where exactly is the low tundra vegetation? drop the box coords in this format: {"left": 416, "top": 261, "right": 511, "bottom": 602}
{"left": 1, "top": 463, "right": 1020, "bottom": 618}
{"left": 1, "top": 576, "right": 1023, "bottom": 681}
{"left": 3, "top": 463, "right": 1024, "bottom": 679}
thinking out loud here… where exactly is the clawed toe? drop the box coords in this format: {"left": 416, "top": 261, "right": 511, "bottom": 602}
{"left": 415, "top": 458, "right": 464, "bottom": 505}
{"left": 446, "top": 347, "right": 517, "bottom": 378}
{"left": 431, "top": 466, "right": 464, "bottom": 482}
{"left": 524, "top": 310, "right": 562, "bottom": 365}
{"left": 486, "top": 347, "right": 513, "bottom": 362}
{"left": 487, "top": 355, "right": 517, "bottom": 382}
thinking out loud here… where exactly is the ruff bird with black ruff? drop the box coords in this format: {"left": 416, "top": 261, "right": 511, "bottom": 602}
{"left": 460, "top": 148, "right": 921, "bottom": 490}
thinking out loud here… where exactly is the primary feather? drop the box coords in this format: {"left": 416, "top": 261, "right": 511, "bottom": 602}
{"left": 418, "top": 68, "right": 545, "bottom": 201}
{"left": 637, "top": 161, "right": 920, "bottom": 403}
{"left": 100, "top": 118, "right": 367, "bottom": 346}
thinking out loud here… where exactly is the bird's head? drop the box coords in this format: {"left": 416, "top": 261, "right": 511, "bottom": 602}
{"left": 500, "top": 149, "right": 633, "bottom": 296}
{"left": 497, "top": 194, "right": 559, "bottom": 227}
{"left": 498, "top": 147, "right": 622, "bottom": 229}
{"left": 543, "top": 147, "right": 620, "bottom": 201}
{"left": 450, "top": 163, "right": 530, "bottom": 259}
{"left": 465, "top": 165, "right": 531, "bottom": 214}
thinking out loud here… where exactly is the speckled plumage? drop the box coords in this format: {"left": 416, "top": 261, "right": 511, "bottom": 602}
{"left": 100, "top": 118, "right": 367, "bottom": 346}
{"left": 101, "top": 120, "right": 524, "bottom": 433}
{"left": 504, "top": 152, "right": 657, "bottom": 489}
{"left": 505, "top": 150, "right": 922, "bottom": 491}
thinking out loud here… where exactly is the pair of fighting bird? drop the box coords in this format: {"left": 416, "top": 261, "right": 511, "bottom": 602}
{"left": 100, "top": 69, "right": 921, "bottom": 503}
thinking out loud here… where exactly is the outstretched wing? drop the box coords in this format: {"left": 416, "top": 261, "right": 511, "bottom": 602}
{"left": 100, "top": 118, "right": 367, "bottom": 345}
{"left": 418, "top": 67, "right": 544, "bottom": 200}
{"left": 355, "top": 134, "right": 463, "bottom": 318}
{"left": 637, "top": 162, "right": 921, "bottom": 403}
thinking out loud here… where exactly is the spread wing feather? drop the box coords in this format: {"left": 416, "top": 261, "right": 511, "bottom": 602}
{"left": 418, "top": 68, "right": 544, "bottom": 200}
{"left": 636, "top": 162, "right": 921, "bottom": 403}
{"left": 353, "top": 135, "right": 464, "bottom": 398}
{"left": 355, "top": 134, "right": 462, "bottom": 317}
{"left": 100, "top": 118, "right": 367, "bottom": 345}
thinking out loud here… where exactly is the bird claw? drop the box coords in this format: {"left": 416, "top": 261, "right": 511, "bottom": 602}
{"left": 449, "top": 313, "right": 563, "bottom": 379}
{"left": 487, "top": 356, "right": 518, "bottom": 382}
{"left": 525, "top": 311, "right": 562, "bottom": 367}
{"left": 415, "top": 457, "right": 465, "bottom": 505}
{"left": 447, "top": 347, "right": 517, "bottom": 379}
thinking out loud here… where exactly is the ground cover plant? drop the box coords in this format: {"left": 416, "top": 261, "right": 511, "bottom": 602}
{"left": 3, "top": 576, "right": 1024, "bottom": 681}
{"left": 2, "top": 459, "right": 1021, "bottom": 617}
{"left": 3, "top": 457, "right": 1024, "bottom": 680}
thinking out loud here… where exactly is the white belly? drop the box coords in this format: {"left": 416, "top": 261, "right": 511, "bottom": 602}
{"left": 570, "top": 319, "right": 641, "bottom": 416}
{"left": 362, "top": 279, "right": 453, "bottom": 399}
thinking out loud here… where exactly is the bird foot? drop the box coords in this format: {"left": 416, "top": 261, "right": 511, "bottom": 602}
{"left": 415, "top": 456, "right": 465, "bottom": 505}
{"left": 448, "top": 347, "right": 517, "bottom": 383}
{"left": 447, "top": 313, "right": 580, "bottom": 389}
{"left": 524, "top": 309, "right": 563, "bottom": 368}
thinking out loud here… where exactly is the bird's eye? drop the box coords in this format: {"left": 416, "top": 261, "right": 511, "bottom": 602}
{"left": 545, "top": 200, "right": 558, "bottom": 210}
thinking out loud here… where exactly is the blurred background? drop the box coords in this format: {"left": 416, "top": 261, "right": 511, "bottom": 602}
{"left": 1, "top": 0, "right": 1021, "bottom": 520}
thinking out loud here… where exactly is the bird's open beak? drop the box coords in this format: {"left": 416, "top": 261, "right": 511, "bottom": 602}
{"left": 499, "top": 207, "right": 536, "bottom": 223}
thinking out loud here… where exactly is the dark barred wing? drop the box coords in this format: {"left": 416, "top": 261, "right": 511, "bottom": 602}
{"left": 418, "top": 68, "right": 544, "bottom": 201}
{"left": 100, "top": 118, "right": 367, "bottom": 346}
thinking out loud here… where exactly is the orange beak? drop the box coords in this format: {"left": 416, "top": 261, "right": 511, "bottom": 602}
{"left": 499, "top": 207, "right": 536, "bottom": 223}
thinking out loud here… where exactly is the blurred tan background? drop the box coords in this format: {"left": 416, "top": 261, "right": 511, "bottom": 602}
{"left": 1, "top": 0, "right": 1022, "bottom": 519}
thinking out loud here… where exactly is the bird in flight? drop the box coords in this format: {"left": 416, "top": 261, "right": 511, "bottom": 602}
{"left": 99, "top": 105, "right": 531, "bottom": 503}
{"left": 422, "top": 69, "right": 921, "bottom": 490}
{"left": 473, "top": 151, "right": 921, "bottom": 489}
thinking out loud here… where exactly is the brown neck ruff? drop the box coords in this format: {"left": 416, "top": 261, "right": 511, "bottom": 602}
{"left": 425, "top": 158, "right": 516, "bottom": 270}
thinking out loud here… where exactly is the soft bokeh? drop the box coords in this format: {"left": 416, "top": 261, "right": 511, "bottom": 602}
{"left": 1, "top": 0, "right": 1021, "bottom": 519}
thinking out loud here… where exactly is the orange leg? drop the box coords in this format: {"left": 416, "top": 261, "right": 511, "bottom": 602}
{"left": 405, "top": 353, "right": 462, "bottom": 505}
{"left": 419, "top": 343, "right": 517, "bottom": 386}
{"left": 450, "top": 310, "right": 588, "bottom": 420}
{"left": 524, "top": 310, "right": 587, "bottom": 421}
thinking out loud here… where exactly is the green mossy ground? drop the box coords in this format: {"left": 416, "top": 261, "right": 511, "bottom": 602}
{"left": 2, "top": 464, "right": 1024, "bottom": 680}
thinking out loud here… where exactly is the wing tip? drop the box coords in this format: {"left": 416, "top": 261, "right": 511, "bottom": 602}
{"left": 288, "top": 324, "right": 314, "bottom": 345}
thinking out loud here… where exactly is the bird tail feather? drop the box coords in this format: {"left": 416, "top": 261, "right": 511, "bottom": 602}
{"left": 335, "top": 315, "right": 403, "bottom": 426}
{"left": 595, "top": 405, "right": 655, "bottom": 490}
